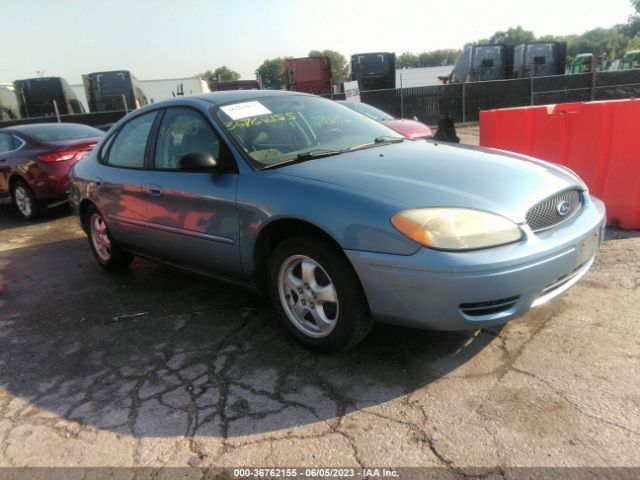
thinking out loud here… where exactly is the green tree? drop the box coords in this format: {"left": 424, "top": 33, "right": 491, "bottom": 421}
{"left": 397, "top": 50, "right": 460, "bottom": 69}
{"left": 199, "top": 66, "right": 241, "bottom": 90}
{"left": 255, "top": 57, "right": 287, "bottom": 89}
{"left": 474, "top": 23, "right": 639, "bottom": 63}
{"left": 199, "top": 69, "right": 217, "bottom": 90}
{"left": 623, "top": 0, "right": 640, "bottom": 37}
{"left": 397, "top": 52, "right": 419, "bottom": 68}
{"left": 214, "top": 66, "right": 241, "bottom": 83}
{"left": 416, "top": 49, "right": 460, "bottom": 66}
{"left": 564, "top": 27, "right": 629, "bottom": 61}
{"left": 483, "top": 26, "right": 536, "bottom": 45}
{"left": 308, "top": 49, "right": 349, "bottom": 84}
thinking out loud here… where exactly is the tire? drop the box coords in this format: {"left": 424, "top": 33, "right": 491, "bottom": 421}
{"left": 85, "top": 205, "right": 133, "bottom": 271}
{"left": 11, "top": 180, "right": 40, "bottom": 220}
{"left": 267, "top": 236, "right": 373, "bottom": 352}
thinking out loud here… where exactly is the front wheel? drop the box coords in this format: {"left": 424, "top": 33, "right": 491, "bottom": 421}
{"left": 268, "top": 237, "right": 372, "bottom": 352}
{"left": 86, "top": 205, "right": 133, "bottom": 270}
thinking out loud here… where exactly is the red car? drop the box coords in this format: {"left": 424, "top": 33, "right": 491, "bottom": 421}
{"left": 338, "top": 101, "right": 433, "bottom": 139}
{"left": 0, "top": 123, "right": 103, "bottom": 219}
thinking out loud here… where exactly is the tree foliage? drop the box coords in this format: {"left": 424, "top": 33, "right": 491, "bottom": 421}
{"left": 396, "top": 5, "right": 640, "bottom": 71}
{"left": 199, "top": 66, "right": 241, "bottom": 90}
{"left": 397, "top": 49, "right": 460, "bottom": 68}
{"left": 251, "top": 2, "right": 640, "bottom": 87}
{"left": 477, "top": 26, "right": 537, "bottom": 46}
{"left": 215, "top": 66, "right": 241, "bottom": 83}
{"left": 308, "top": 49, "right": 348, "bottom": 84}
{"left": 255, "top": 57, "right": 288, "bottom": 89}
{"left": 623, "top": 0, "right": 640, "bottom": 38}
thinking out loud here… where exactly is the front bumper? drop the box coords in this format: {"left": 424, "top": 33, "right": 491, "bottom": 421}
{"left": 346, "top": 195, "right": 606, "bottom": 330}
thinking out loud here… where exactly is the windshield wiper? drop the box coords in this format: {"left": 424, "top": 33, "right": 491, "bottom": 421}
{"left": 347, "top": 136, "right": 405, "bottom": 152}
{"left": 260, "top": 138, "right": 404, "bottom": 170}
{"left": 296, "top": 148, "right": 346, "bottom": 160}
{"left": 261, "top": 149, "right": 346, "bottom": 170}
{"left": 374, "top": 136, "right": 405, "bottom": 144}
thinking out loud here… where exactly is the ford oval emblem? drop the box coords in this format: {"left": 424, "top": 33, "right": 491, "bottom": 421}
{"left": 557, "top": 201, "right": 571, "bottom": 216}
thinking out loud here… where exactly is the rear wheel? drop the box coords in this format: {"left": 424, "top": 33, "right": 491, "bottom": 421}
{"left": 268, "top": 237, "right": 373, "bottom": 352}
{"left": 11, "top": 180, "right": 40, "bottom": 220}
{"left": 86, "top": 205, "right": 133, "bottom": 270}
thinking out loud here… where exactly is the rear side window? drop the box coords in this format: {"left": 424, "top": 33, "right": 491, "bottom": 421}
{"left": 0, "top": 133, "right": 12, "bottom": 153}
{"left": 105, "top": 112, "right": 157, "bottom": 168}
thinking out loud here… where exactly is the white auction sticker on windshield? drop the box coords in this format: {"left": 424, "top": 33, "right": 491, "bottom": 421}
{"left": 220, "top": 101, "right": 272, "bottom": 120}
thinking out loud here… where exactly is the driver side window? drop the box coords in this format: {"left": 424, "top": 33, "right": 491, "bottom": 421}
{"left": 154, "top": 108, "right": 220, "bottom": 170}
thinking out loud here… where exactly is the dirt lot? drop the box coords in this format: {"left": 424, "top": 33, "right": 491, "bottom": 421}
{"left": 0, "top": 127, "right": 638, "bottom": 477}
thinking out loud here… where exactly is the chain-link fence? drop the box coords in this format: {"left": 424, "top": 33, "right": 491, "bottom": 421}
{"left": 324, "top": 69, "right": 640, "bottom": 124}
{"left": 2, "top": 70, "right": 639, "bottom": 128}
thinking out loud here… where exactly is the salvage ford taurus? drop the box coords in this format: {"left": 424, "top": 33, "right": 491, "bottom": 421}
{"left": 69, "top": 91, "right": 606, "bottom": 351}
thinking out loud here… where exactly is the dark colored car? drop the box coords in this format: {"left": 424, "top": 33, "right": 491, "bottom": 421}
{"left": 95, "top": 123, "right": 116, "bottom": 132}
{"left": 0, "top": 123, "right": 104, "bottom": 219}
{"left": 338, "top": 101, "right": 433, "bottom": 139}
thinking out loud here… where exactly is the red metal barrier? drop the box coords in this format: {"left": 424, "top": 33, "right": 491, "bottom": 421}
{"left": 480, "top": 99, "right": 640, "bottom": 229}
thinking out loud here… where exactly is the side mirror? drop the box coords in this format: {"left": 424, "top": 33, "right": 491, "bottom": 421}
{"left": 178, "top": 151, "right": 218, "bottom": 171}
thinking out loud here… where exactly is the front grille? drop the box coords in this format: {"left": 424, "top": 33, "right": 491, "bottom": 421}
{"left": 460, "top": 295, "right": 520, "bottom": 317}
{"left": 526, "top": 189, "right": 582, "bottom": 232}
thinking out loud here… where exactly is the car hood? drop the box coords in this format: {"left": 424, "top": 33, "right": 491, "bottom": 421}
{"left": 276, "top": 140, "right": 583, "bottom": 223}
{"left": 382, "top": 119, "right": 433, "bottom": 138}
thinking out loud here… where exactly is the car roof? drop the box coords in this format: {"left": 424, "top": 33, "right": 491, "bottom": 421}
{"left": 1, "top": 123, "right": 95, "bottom": 133}
{"left": 141, "top": 89, "right": 310, "bottom": 110}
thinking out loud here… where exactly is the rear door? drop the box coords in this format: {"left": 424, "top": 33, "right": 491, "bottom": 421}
{"left": 140, "top": 107, "right": 241, "bottom": 277}
{"left": 92, "top": 111, "right": 157, "bottom": 247}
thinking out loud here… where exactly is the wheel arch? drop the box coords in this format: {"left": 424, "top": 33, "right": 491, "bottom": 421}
{"left": 8, "top": 173, "right": 29, "bottom": 194}
{"left": 78, "top": 198, "right": 97, "bottom": 233}
{"left": 252, "top": 218, "right": 367, "bottom": 306}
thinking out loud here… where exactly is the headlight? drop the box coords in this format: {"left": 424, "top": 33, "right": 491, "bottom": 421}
{"left": 391, "top": 208, "right": 522, "bottom": 250}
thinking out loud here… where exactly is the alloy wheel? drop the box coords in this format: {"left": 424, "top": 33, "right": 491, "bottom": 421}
{"left": 14, "top": 185, "right": 33, "bottom": 218}
{"left": 90, "top": 213, "right": 112, "bottom": 262}
{"left": 277, "top": 255, "right": 339, "bottom": 338}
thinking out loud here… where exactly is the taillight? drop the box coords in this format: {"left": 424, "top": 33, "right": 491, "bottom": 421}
{"left": 38, "top": 150, "right": 87, "bottom": 162}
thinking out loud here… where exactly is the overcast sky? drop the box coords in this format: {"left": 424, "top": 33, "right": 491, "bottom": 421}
{"left": 2, "top": 0, "right": 635, "bottom": 84}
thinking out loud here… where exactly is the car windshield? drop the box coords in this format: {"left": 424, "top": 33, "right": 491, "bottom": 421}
{"left": 214, "top": 95, "right": 403, "bottom": 168}
{"left": 342, "top": 102, "right": 394, "bottom": 121}
{"left": 26, "top": 124, "right": 104, "bottom": 141}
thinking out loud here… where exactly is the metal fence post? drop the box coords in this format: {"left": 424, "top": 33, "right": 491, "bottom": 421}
{"left": 122, "top": 95, "right": 129, "bottom": 114}
{"left": 462, "top": 81, "right": 466, "bottom": 123}
{"left": 530, "top": 75, "right": 534, "bottom": 106}
{"left": 400, "top": 73, "right": 404, "bottom": 119}
{"left": 591, "top": 69, "right": 596, "bottom": 101}
{"left": 52, "top": 100, "right": 61, "bottom": 123}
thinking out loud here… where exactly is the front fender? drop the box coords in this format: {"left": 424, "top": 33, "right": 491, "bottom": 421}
{"left": 236, "top": 171, "right": 421, "bottom": 275}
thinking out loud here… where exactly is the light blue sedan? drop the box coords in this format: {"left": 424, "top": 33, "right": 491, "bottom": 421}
{"left": 69, "top": 91, "right": 606, "bottom": 351}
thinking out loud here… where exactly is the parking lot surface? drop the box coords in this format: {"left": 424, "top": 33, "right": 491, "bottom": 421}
{"left": 0, "top": 132, "right": 638, "bottom": 475}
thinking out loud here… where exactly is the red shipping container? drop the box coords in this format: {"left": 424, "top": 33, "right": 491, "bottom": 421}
{"left": 480, "top": 99, "right": 640, "bottom": 229}
{"left": 284, "top": 57, "right": 332, "bottom": 95}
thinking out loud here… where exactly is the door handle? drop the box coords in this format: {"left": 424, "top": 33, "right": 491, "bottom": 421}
{"left": 93, "top": 177, "right": 102, "bottom": 187}
{"left": 0, "top": 158, "right": 6, "bottom": 163}
{"left": 146, "top": 184, "right": 162, "bottom": 197}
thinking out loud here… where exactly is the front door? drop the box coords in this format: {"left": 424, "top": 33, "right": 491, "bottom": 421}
{"left": 141, "top": 107, "right": 241, "bottom": 277}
